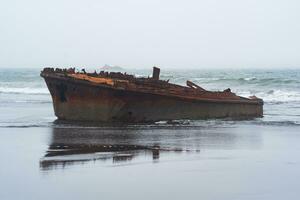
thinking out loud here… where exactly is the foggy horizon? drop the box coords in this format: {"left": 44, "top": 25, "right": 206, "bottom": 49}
{"left": 1, "top": 0, "right": 300, "bottom": 69}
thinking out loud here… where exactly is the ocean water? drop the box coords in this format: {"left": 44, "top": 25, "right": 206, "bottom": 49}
{"left": 1, "top": 68, "right": 300, "bottom": 200}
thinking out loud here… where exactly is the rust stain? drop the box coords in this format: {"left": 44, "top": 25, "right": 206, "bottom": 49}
{"left": 68, "top": 73, "right": 116, "bottom": 86}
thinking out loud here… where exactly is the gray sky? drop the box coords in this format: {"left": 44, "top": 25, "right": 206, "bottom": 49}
{"left": 1, "top": 0, "right": 300, "bottom": 69}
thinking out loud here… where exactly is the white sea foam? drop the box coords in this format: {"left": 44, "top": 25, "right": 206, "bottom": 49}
{"left": 243, "top": 77, "right": 257, "bottom": 81}
{"left": 237, "top": 89, "right": 300, "bottom": 102}
{"left": 0, "top": 87, "right": 49, "bottom": 95}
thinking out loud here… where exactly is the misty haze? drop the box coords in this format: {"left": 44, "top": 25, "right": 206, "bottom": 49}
{"left": 1, "top": 0, "right": 300, "bottom": 69}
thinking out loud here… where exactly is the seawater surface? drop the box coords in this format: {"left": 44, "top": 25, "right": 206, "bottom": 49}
{"left": 0, "top": 68, "right": 300, "bottom": 200}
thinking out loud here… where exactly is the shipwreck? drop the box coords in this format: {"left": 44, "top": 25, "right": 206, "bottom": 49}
{"left": 41, "top": 67, "right": 263, "bottom": 122}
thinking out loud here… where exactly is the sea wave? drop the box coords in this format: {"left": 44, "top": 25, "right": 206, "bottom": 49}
{"left": 189, "top": 77, "right": 300, "bottom": 86}
{"left": 242, "top": 77, "right": 257, "bottom": 81}
{"left": 250, "top": 120, "right": 300, "bottom": 127}
{"left": 236, "top": 89, "right": 300, "bottom": 102}
{"left": 0, "top": 87, "right": 49, "bottom": 95}
{"left": 2, "top": 119, "right": 299, "bottom": 128}
{"left": 0, "top": 100, "right": 52, "bottom": 104}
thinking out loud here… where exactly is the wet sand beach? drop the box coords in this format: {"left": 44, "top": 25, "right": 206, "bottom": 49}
{"left": 1, "top": 123, "right": 300, "bottom": 200}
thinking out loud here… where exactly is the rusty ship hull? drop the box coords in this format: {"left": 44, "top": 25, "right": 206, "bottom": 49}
{"left": 41, "top": 68, "right": 263, "bottom": 122}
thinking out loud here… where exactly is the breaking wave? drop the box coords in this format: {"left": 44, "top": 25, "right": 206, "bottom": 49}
{"left": 0, "top": 87, "right": 49, "bottom": 95}
{"left": 236, "top": 89, "right": 300, "bottom": 103}
{"left": 0, "top": 99, "right": 52, "bottom": 104}
{"left": 192, "top": 77, "right": 299, "bottom": 86}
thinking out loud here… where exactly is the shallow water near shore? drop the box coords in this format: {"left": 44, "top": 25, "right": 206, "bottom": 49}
{"left": 1, "top": 68, "right": 300, "bottom": 200}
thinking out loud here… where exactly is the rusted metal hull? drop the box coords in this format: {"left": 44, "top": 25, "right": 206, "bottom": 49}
{"left": 42, "top": 75, "right": 263, "bottom": 122}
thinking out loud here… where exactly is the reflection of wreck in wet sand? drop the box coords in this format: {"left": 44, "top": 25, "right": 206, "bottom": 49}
{"left": 41, "top": 67, "right": 263, "bottom": 122}
{"left": 40, "top": 143, "right": 164, "bottom": 170}
{"left": 40, "top": 123, "right": 262, "bottom": 170}
{"left": 40, "top": 127, "right": 187, "bottom": 171}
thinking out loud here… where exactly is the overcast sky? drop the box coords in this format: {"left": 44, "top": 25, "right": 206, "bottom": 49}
{"left": 1, "top": 0, "right": 300, "bottom": 69}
